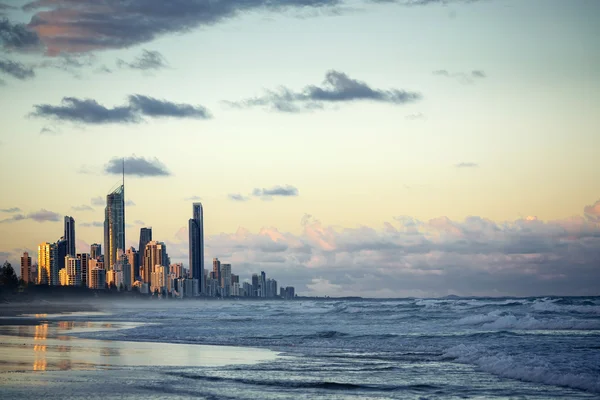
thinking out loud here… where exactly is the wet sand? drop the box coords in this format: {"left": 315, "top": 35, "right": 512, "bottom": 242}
{"left": 0, "top": 312, "right": 278, "bottom": 381}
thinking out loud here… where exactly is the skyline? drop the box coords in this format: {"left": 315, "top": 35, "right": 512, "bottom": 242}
{"left": 1, "top": 0, "right": 599, "bottom": 297}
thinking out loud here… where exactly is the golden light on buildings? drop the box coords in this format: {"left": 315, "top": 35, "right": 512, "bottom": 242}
{"left": 33, "top": 344, "right": 47, "bottom": 352}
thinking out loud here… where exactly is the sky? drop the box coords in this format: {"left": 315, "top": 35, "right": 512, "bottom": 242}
{"left": 0, "top": 0, "right": 599, "bottom": 297}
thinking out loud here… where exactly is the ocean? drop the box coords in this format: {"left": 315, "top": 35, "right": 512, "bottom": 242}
{"left": 3, "top": 296, "right": 600, "bottom": 399}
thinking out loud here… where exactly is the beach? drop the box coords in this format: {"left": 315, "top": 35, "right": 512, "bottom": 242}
{"left": 0, "top": 301, "right": 280, "bottom": 399}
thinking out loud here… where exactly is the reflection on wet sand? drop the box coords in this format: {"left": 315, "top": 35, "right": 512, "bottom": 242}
{"left": 0, "top": 318, "right": 277, "bottom": 373}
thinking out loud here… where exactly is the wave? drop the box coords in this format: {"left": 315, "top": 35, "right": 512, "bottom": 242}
{"left": 531, "top": 298, "right": 600, "bottom": 315}
{"left": 456, "top": 311, "right": 600, "bottom": 330}
{"left": 169, "top": 372, "right": 438, "bottom": 392}
{"left": 442, "top": 344, "right": 600, "bottom": 394}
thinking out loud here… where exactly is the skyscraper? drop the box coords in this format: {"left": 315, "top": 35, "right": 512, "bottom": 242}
{"left": 56, "top": 238, "right": 67, "bottom": 286}
{"left": 138, "top": 227, "right": 152, "bottom": 271}
{"left": 212, "top": 258, "right": 221, "bottom": 289}
{"left": 38, "top": 242, "right": 56, "bottom": 286}
{"left": 142, "top": 241, "right": 168, "bottom": 284}
{"left": 90, "top": 243, "right": 102, "bottom": 260}
{"left": 77, "top": 253, "right": 90, "bottom": 287}
{"left": 126, "top": 246, "right": 139, "bottom": 283}
{"left": 188, "top": 203, "right": 204, "bottom": 295}
{"left": 104, "top": 182, "right": 125, "bottom": 269}
{"left": 20, "top": 252, "right": 31, "bottom": 285}
{"left": 64, "top": 216, "right": 76, "bottom": 256}
{"left": 220, "top": 263, "right": 231, "bottom": 297}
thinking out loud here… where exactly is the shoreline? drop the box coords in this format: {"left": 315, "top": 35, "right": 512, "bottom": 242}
{"left": 0, "top": 301, "right": 98, "bottom": 318}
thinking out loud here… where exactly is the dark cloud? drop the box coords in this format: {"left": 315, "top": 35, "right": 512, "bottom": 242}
{"left": 39, "top": 126, "right": 59, "bottom": 135}
{"left": 227, "top": 70, "right": 421, "bottom": 112}
{"left": 80, "top": 221, "right": 103, "bottom": 228}
{"left": 71, "top": 204, "right": 94, "bottom": 212}
{"left": 30, "top": 95, "right": 211, "bottom": 124}
{"left": 0, "top": 208, "right": 60, "bottom": 223}
{"left": 90, "top": 196, "right": 104, "bottom": 206}
{"left": 253, "top": 185, "right": 299, "bottom": 198}
{"left": 22, "top": 0, "right": 343, "bottom": 54}
{"left": 433, "top": 69, "right": 487, "bottom": 84}
{"left": 104, "top": 156, "right": 170, "bottom": 177}
{"left": 0, "top": 58, "right": 35, "bottom": 80}
{"left": 0, "top": 17, "right": 41, "bottom": 51}
{"left": 128, "top": 94, "right": 211, "bottom": 119}
{"left": 31, "top": 97, "right": 138, "bottom": 124}
{"left": 36, "top": 54, "right": 97, "bottom": 78}
{"left": 228, "top": 193, "right": 250, "bottom": 202}
{"left": 117, "top": 49, "right": 168, "bottom": 70}
{"left": 0, "top": 207, "right": 21, "bottom": 213}
{"left": 455, "top": 162, "right": 478, "bottom": 168}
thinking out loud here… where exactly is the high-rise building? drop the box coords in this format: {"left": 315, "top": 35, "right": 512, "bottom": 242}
{"left": 151, "top": 265, "right": 166, "bottom": 294}
{"left": 38, "top": 242, "right": 56, "bottom": 285}
{"left": 138, "top": 227, "right": 152, "bottom": 270}
{"left": 260, "top": 271, "right": 267, "bottom": 298}
{"left": 188, "top": 203, "right": 204, "bottom": 294}
{"left": 88, "top": 259, "right": 104, "bottom": 288}
{"left": 125, "top": 247, "right": 139, "bottom": 284}
{"left": 251, "top": 273, "right": 259, "bottom": 297}
{"left": 64, "top": 216, "right": 76, "bottom": 256}
{"left": 142, "top": 241, "right": 168, "bottom": 284}
{"left": 169, "top": 263, "right": 184, "bottom": 278}
{"left": 20, "top": 252, "right": 31, "bottom": 285}
{"left": 220, "top": 263, "right": 231, "bottom": 297}
{"left": 114, "top": 249, "right": 131, "bottom": 290}
{"left": 65, "top": 256, "right": 81, "bottom": 286}
{"left": 212, "top": 258, "right": 221, "bottom": 289}
{"left": 77, "top": 253, "right": 90, "bottom": 287}
{"left": 90, "top": 243, "right": 102, "bottom": 260}
{"left": 90, "top": 267, "right": 106, "bottom": 290}
{"left": 104, "top": 181, "right": 125, "bottom": 269}
{"left": 56, "top": 238, "right": 67, "bottom": 286}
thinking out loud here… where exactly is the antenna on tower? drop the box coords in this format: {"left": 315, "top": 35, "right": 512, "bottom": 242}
{"left": 122, "top": 157, "right": 125, "bottom": 188}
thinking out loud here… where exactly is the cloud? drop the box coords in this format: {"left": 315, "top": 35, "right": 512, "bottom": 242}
{"left": 184, "top": 195, "right": 202, "bottom": 201}
{"left": 584, "top": 199, "right": 600, "bottom": 222}
{"left": 455, "top": 162, "right": 478, "bottom": 168}
{"left": 225, "top": 70, "right": 421, "bottom": 112}
{"left": 252, "top": 185, "right": 299, "bottom": 199}
{"left": 0, "top": 58, "right": 35, "bottom": 80}
{"left": 80, "top": 221, "right": 103, "bottom": 228}
{"left": 134, "top": 219, "right": 145, "bottom": 225}
{"left": 405, "top": 112, "right": 426, "bottom": 120}
{"left": 0, "top": 17, "right": 41, "bottom": 52}
{"left": 21, "top": 0, "right": 343, "bottom": 55}
{"left": 0, "top": 208, "right": 60, "bottom": 223}
{"left": 104, "top": 155, "right": 170, "bottom": 177}
{"left": 71, "top": 204, "right": 94, "bottom": 212}
{"left": 117, "top": 49, "right": 168, "bottom": 70}
{"left": 433, "top": 69, "right": 487, "bottom": 84}
{"left": 128, "top": 95, "right": 211, "bottom": 119}
{"left": 126, "top": 199, "right": 136, "bottom": 206}
{"left": 0, "top": 207, "right": 21, "bottom": 213}
{"left": 173, "top": 201, "right": 600, "bottom": 297}
{"left": 36, "top": 54, "right": 97, "bottom": 78}
{"left": 90, "top": 196, "right": 104, "bottom": 206}
{"left": 39, "top": 126, "right": 60, "bottom": 135}
{"left": 228, "top": 193, "right": 250, "bottom": 202}
{"left": 30, "top": 95, "right": 211, "bottom": 124}
{"left": 31, "top": 97, "right": 138, "bottom": 124}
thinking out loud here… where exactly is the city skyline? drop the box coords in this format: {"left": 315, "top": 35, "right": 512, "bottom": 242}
{"left": 0, "top": 0, "right": 599, "bottom": 297}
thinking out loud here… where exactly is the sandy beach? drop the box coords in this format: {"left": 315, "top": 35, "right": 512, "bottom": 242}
{"left": 0, "top": 303, "right": 280, "bottom": 399}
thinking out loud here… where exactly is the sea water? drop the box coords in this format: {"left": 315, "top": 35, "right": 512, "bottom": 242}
{"left": 9, "top": 297, "right": 600, "bottom": 399}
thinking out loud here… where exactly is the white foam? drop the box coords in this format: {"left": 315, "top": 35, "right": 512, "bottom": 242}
{"left": 481, "top": 314, "right": 600, "bottom": 331}
{"left": 443, "top": 344, "right": 600, "bottom": 394}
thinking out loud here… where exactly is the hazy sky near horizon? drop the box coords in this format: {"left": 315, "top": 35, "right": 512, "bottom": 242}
{"left": 1, "top": 0, "right": 599, "bottom": 297}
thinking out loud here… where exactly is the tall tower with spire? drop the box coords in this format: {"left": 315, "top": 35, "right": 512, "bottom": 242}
{"left": 104, "top": 158, "right": 126, "bottom": 269}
